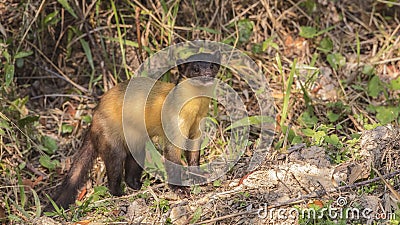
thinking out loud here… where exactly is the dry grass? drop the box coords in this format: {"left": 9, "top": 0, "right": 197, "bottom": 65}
{"left": 0, "top": 0, "right": 399, "bottom": 224}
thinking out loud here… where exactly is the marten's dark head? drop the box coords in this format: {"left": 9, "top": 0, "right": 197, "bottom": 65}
{"left": 177, "top": 51, "right": 221, "bottom": 85}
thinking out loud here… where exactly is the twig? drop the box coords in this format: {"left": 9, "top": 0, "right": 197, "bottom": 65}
{"left": 135, "top": 6, "right": 143, "bottom": 64}
{"left": 25, "top": 41, "right": 88, "bottom": 93}
{"left": 16, "top": 0, "right": 46, "bottom": 53}
{"left": 223, "top": 1, "right": 260, "bottom": 27}
{"left": 377, "top": 0, "right": 400, "bottom": 6}
{"left": 373, "top": 168, "right": 400, "bottom": 201}
{"left": 16, "top": 158, "right": 48, "bottom": 179}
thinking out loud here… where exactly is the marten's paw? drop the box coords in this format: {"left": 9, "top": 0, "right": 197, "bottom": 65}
{"left": 43, "top": 194, "right": 74, "bottom": 212}
{"left": 109, "top": 186, "right": 124, "bottom": 197}
{"left": 126, "top": 178, "right": 142, "bottom": 190}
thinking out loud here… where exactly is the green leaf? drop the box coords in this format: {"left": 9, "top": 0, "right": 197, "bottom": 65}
{"left": 31, "top": 189, "right": 42, "bottom": 217}
{"left": 327, "top": 53, "right": 346, "bottom": 70}
{"left": 44, "top": 194, "right": 65, "bottom": 217}
{"left": 280, "top": 59, "right": 297, "bottom": 127}
{"left": 362, "top": 64, "right": 375, "bottom": 76}
{"left": 14, "top": 51, "right": 33, "bottom": 59}
{"left": 9, "top": 96, "right": 29, "bottom": 114}
{"left": 222, "top": 37, "right": 235, "bottom": 45}
{"left": 236, "top": 19, "right": 254, "bottom": 43}
{"left": 39, "top": 155, "right": 60, "bottom": 170}
{"left": 57, "top": 0, "right": 78, "bottom": 18}
{"left": 61, "top": 124, "right": 74, "bottom": 134}
{"left": 3, "top": 50, "right": 11, "bottom": 62}
{"left": 281, "top": 126, "right": 297, "bottom": 143}
{"left": 364, "top": 123, "right": 380, "bottom": 130}
{"left": 81, "top": 115, "right": 92, "bottom": 123}
{"left": 313, "top": 130, "right": 326, "bottom": 145}
{"left": 291, "top": 135, "right": 303, "bottom": 144}
{"left": 299, "top": 26, "right": 317, "bottom": 38}
{"left": 79, "top": 39, "right": 94, "bottom": 70}
{"left": 41, "top": 136, "right": 58, "bottom": 154}
{"left": 213, "top": 180, "right": 222, "bottom": 187}
{"left": 262, "top": 37, "right": 279, "bottom": 51}
{"left": 160, "top": 0, "right": 168, "bottom": 13}
{"left": 325, "top": 134, "right": 340, "bottom": 146}
{"left": 351, "top": 84, "right": 364, "bottom": 91}
{"left": 298, "top": 111, "right": 318, "bottom": 128}
{"left": 44, "top": 11, "right": 59, "bottom": 25}
{"left": 192, "top": 185, "right": 201, "bottom": 195}
{"left": 0, "top": 119, "right": 11, "bottom": 130}
{"left": 251, "top": 43, "right": 263, "bottom": 54}
{"left": 19, "top": 161, "right": 26, "bottom": 170}
{"left": 383, "top": 0, "right": 397, "bottom": 7}
{"left": 302, "top": 128, "right": 315, "bottom": 137}
{"left": 5, "top": 64, "right": 15, "bottom": 87}
{"left": 18, "top": 116, "right": 39, "bottom": 127}
{"left": 190, "top": 207, "right": 203, "bottom": 224}
{"left": 17, "top": 171, "right": 26, "bottom": 208}
{"left": 16, "top": 58, "right": 24, "bottom": 68}
{"left": 376, "top": 106, "right": 399, "bottom": 124}
{"left": 367, "top": 76, "right": 384, "bottom": 98}
{"left": 390, "top": 77, "right": 400, "bottom": 90}
{"left": 90, "top": 186, "right": 109, "bottom": 201}
{"left": 301, "top": 0, "right": 317, "bottom": 14}
{"left": 327, "top": 111, "right": 340, "bottom": 123}
{"left": 318, "top": 37, "right": 333, "bottom": 53}
{"left": 155, "top": 198, "right": 170, "bottom": 213}
{"left": 145, "top": 142, "right": 166, "bottom": 179}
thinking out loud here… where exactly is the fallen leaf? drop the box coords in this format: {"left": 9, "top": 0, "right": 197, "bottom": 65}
{"left": 308, "top": 200, "right": 324, "bottom": 208}
{"left": 73, "top": 220, "right": 90, "bottom": 225}
{"left": 0, "top": 205, "right": 6, "bottom": 223}
{"left": 77, "top": 187, "right": 87, "bottom": 201}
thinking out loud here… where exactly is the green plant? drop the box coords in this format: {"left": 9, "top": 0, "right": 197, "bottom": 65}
{"left": 152, "top": 198, "right": 170, "bottom": 214}
{"left": 46, "top": 185, "right": 112, "bottom": 221}
{"left": 2, "top": 172, "right": 42, "bottom": 222}
{"left": 224, "top": 19, "right": 254, "bottom": 45}
{"left": 190, "top": 207, "right": 203, "bottom": 224}
{"left": 297, "top": 202, "right": 347, "bottom": 225}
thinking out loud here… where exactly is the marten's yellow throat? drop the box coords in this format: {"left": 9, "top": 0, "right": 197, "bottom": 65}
{"left": 49, "top": 51, "right": 221, "bottom": 209}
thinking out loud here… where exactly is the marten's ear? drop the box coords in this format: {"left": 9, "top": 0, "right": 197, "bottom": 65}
{"left": 177, "top": 59, "right": 186, "bottom": 74}
{"left": 213, "top": 51, "right": 221, "bottom": 64}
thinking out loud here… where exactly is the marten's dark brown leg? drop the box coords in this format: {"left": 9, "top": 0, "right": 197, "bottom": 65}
{"left": 101, "top": 142, "right": 126, "bottom": 196}
{"left": 124, "top": 150, "right": 144, "bottom": 190}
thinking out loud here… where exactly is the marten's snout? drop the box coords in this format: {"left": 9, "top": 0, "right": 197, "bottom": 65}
{"left": 203, "top": 63, "right": 220, "bottom": 77}
{"left": 203, "top": 69, "right": 213, "bottom": 78}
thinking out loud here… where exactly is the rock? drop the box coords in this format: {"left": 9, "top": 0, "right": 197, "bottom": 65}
{"left": 170, "top": 204, "right": 190, "bottom": 225}
{"left": 32, "top": 216, "right": 62, "bottom": 225}
{"left": 126, "top": 198, "right": 148, "bottom": 224}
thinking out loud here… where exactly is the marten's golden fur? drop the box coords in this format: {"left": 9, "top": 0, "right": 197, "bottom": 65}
{"left": 50, "top": 52, "right": 220, "bottom": 209}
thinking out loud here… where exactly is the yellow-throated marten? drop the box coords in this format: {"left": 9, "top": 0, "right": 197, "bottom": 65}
{"left": 50, "top": 51, "right": 221, "bottom": 209}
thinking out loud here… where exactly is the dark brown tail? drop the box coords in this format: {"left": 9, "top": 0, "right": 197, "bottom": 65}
{"left": 47, "top": 131, "right": 97, "bottom": 210}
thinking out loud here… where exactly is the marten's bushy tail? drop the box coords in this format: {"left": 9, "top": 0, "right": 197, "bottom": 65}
{"left": 46, "top": 132, "right": 97, "bottom": 210}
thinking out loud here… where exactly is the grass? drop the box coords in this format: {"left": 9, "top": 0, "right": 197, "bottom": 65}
{"left": 0, "top": 0, "right": 399, "bottom": 224}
